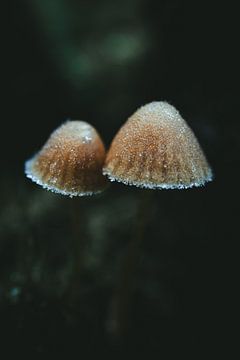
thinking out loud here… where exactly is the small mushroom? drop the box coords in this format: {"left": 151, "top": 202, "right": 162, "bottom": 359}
{"left": 25, "top": 120, "right": 107, "bottom": 197}
{"left": 103, "top": 101, "right": 213, "bottom": 189}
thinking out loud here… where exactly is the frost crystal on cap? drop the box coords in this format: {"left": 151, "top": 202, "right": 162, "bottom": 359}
{"left": 25, "top": 121, "right": 107, "bottom": 197}
{"left": 103, "top": 101, "right": 213, "bottom": 189}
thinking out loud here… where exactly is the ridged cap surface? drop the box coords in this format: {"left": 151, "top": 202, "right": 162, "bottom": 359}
{"left": 25, "top": 121, "right": 107, "bottom": 197}
{"left": 103, "top": 102, "right": 213, "bottom": 189}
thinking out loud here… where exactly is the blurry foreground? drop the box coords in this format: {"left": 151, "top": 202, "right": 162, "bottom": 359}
{"left": 0, "top": 174, "right": 218, "bottom": 357}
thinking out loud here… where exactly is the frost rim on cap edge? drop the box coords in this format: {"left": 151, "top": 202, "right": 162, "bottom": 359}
{"left": 25, "top": 158, "right": 103, "bottom": 198}
{"left": 102, "top": 168, "right": 213, "bottom": 190}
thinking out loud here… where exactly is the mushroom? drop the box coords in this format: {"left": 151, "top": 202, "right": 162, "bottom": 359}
{"left": 25, "top": 120, "right": 107, "bottom": 303}
{"left": 103, "top": 101, "right": 213, "bottom": 188}
{"left": 25, "top": 120, "right": 107, "bottom": 197}
{"left": 103, "top": 101, "right": 213, "bottom": 338}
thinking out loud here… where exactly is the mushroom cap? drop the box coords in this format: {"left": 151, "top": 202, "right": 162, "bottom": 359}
{"left": 25, "top": 121, "right": 107, "bottom": 197}
{"left": 103, "top": 102, "right": 213, "bottom": 189}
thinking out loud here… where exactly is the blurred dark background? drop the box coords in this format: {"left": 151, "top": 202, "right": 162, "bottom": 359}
{"left": 1, "top": 0, "right": 238, "bottom": 358}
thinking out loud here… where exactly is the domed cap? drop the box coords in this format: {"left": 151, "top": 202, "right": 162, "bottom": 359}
{"left": 25, "top": 121, "right": 107, "bottom": 197}
{"left": 103, "top": 102, "right": 213, "bottom": 189}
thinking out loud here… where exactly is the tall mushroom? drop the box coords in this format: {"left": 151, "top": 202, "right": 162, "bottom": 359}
{"left": 103, "top": 101, "right": 213, "bottom": 338}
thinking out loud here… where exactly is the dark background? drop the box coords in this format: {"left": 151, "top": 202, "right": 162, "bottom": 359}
{"left": 1, "top": 0, "right": 238, "bottom": 358}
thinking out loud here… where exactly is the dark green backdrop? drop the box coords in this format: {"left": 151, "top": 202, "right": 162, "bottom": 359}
{"left": 1, "top": 0, "right": 237, "bottom": 358}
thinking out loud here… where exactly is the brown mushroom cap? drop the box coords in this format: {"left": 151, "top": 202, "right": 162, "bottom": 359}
{"left": 25, "top": 121, "right": 107, "bottom": 197}
{"left": 103, "top": 102, "right": 213, "bottom": 189}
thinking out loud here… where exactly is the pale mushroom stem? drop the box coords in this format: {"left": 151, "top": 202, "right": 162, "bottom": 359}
{"left": 107, "top": 189, "right": 153, "bottom": 339}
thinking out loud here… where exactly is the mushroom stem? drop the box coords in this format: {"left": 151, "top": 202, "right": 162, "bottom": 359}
{"left": 63, "top": 199, "right": 87, "bottom": 307}
{"left": 71, "top": 199, "right": 87, "bottom": 276}
{"left": 107, "top": 189, "right": 153, "bottom": 339}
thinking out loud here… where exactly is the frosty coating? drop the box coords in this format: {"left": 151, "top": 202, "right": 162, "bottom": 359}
{"left": 103, "top": 102, "right": 213, "bottom": 189}
{"left": 25, "top": 121, "right": 107, "bottom": 197}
